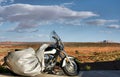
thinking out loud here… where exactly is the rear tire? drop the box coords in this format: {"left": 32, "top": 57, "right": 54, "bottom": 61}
{"left": 61, "top": 59, "right": 79, "bottom": 76}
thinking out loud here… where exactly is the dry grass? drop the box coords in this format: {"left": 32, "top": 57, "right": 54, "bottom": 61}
{"left": 0, "top": 42, "right": 120, "bottom": 64}
{"left": 65, "top": 47, "right": 120, "bottom": 63}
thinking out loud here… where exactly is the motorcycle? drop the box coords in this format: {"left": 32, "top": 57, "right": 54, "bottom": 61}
{"left": 3, "top": 31, "right": 79, "bottom": 76}
{"left": 43, "top": 31, "right": 79, "bottom": 76}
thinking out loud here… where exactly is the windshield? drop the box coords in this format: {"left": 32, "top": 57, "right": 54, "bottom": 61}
{"left": 50, "top": 31, "right": 64, "bottom": 50}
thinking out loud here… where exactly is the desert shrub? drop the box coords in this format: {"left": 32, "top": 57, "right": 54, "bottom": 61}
{"left": 93, "top": 52, "right": 99, "bottom": 55}
{"left": 75, "top": 50, "right": 79, "bottom": 54}
{"left": 75, "top": 50, "right": 79, "bottom": 55}
{"left": 115, "top": 57, "right": 120, "bottom": 61}
{"left": 85, "top": 65, "right": 91, "bottom": 71}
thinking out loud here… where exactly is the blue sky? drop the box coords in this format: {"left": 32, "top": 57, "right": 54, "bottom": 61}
{"left": 0, "top": 0, "right": 120, "bottom": 42}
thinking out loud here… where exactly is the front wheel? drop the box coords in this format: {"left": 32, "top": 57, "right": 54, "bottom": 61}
{"left": 61, "top": 58, "right": 79, "bottom": 76}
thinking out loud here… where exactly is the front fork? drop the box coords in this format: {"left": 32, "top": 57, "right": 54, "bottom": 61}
{"left": 60, "top": 50, "right": 74, "bottom": 67}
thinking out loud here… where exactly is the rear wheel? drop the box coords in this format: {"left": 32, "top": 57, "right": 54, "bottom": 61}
{"left": 61, "top": 59, "right": 79, "bottom": 76}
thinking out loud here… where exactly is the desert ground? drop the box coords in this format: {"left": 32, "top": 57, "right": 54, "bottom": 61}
{"left": 1, "top": 42, "right": 120, "bottom": 64}
{"left": 1, "top": 42, "right": 120, "bottom": 77}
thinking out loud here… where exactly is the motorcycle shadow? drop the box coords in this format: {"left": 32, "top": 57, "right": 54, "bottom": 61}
{"left": 79, "top": 60, "right": 120, "bottom": 70}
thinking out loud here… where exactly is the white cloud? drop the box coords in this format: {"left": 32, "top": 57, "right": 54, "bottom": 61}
{"left": 0, "top": 4, "right": 98, "bottom": 32}
{"left": 60, "top": 2, "right": 74, "bottom": 7}
{"left": 16, "top": 34, "right": 49, "bottom": 42}
{"left": 0, "top": 36, "right": 7, "bottom": 41}
{"left": 86, "top": 19, "right": 119, "bottom": 25}
{"left": 0, "top": 0, "right": 6, "bottom": 3}
{"left": 58, "top": 19, "right": 81, "bottom": 26}
{"left": 0, "top": 0, "right": 4, "bottom": 3}
{"left": 107, "top": 24, "right": 120, "bottom": 29}
{"left": 0, "top": 0, "right": 14, "bottom": 5}
{"left": 0, "top": 17, "right": 3, "bottom": 25}
{"left": 37, "top": 34, "right": 49, "bottom": 38}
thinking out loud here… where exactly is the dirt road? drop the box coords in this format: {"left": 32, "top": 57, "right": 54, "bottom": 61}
{"left": 1, "top": 71, "right": 120, "bottom": 77}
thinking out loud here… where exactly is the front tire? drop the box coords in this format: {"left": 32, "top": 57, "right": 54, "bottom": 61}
{"left": 61, "top": 59, "right": 79, "bottom": 76}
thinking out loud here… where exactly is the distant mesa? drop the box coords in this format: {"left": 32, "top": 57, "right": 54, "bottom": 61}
{"left": 97, "top": 40, "right": 117, "bottom": 43}
{"left": 102, "top": 40, "right": 113, "bottom": 43}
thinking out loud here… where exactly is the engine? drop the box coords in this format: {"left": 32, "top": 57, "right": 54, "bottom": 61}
{"left": 44, "top": 55, "right": 54, "bottom": 63}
